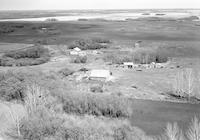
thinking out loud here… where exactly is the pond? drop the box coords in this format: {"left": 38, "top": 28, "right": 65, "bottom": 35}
{"left": 130, "top": 99, "right": 200, "bottom": 136}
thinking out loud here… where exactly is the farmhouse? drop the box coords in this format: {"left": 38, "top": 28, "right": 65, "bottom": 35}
{"left": 89, "top": 69, "right": 112, "bottom": 81}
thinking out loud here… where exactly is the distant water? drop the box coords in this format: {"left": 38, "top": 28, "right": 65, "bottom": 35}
{"left": 0, "top": 12, "right": 198, "bottom": 22}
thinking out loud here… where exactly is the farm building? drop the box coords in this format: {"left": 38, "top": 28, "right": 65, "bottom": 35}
{"left": 150, "top": 62, "right": 156, "bottom": 68}
{"left": 70, "top": 47, "right": 82, "bottom": 55}
{"left": 123, "top": 62, "right": 134, "bottom": 68}
{"left": 74, "top": 47, "right": 81, "bottom": 52}
{"left": 134, "top": 41, "right": 142, "bottom": 48}
{"left": 78, "top": 51, "right": 87, "bottom": 56}
{"left": 89, "top": 69, "right": 112, "bottom": 81}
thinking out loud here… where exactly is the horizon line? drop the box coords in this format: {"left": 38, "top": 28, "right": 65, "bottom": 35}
{"left": 0, "top": 8, "right": 200, "bottom": 11}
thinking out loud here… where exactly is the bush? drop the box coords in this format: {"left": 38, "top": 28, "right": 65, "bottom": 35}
{"left": 68, "top": 39, "right": 109, "bottom": 50}
{"left": 7, "top": 84, "right": 138, "bottom": 140}
{"left": 91, "top": 38, "right": 111, "bottom": 44}
{"left": 172, "top": 68, "right": 196, "bottom": 100}
{"left": 4, "top": 46, "right": 49, "bottom": 59}
{"left": 7, "top": 84, "right": 65, "bottom": 140}
{"left": 104, "top": 48, "right": 168, "bottom": 64}
{"left": 71, "top": 56, "right": 87, "bottom": 63}
{"left": 90, "top": 84, "right": 103, "bottom": 93}
{"left": 61, "top": 114, "right": 150, "bottom": 140}
{"left": 13, "top": 108, "right": 65, "bottom": 140}
{"left": 104, "top": 51, "right": 133, "bottom": 64}
{"left": 187, "top": 116, "right": 200, "bottom": 140}
{"left": 79, "top": 67, "right": 89, "bottom": 72}
{"left": 58, "top": 68, "right": 74, "bottom": 77}
{"left": 45, "top": 18, "right": 58, "bottom": 22}
{"left": 0, "top": 70, "right": 59, "bottom": 102}
{"left": 0, "top": 45, "right": 50, "bottom": 66}
{"left": 62, "top": 92, "right": 132, "bottom": 118}
{"left": 0, "top": 71, "right": 26, "bottom": 101}
{"left": 162, "top": 122, "right": 183, "bottom": 140}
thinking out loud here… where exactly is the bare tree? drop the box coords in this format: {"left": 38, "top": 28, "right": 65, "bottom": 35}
{"left": 163, "top": 122, "right": 184, "bottom": 140}
{"left": 173, "top": 68, "right": 194, "bottom": 100}
{"left": 187, "top": 116, "right": 200, "bottom": 140}
{"left": 7, "top": 105, "right": 21, "bottom": 137}
{"left": 25, "top": 83, "right": 48, "bottom": 115}
{"left": 185, "top": 68, "right": 195, "bottom": 100}
{"left": 174, "top": 70, "right": 185, "bottom": 96}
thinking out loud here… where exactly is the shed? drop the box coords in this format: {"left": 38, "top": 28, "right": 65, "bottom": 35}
{"left": 74, "top": 47, "right": 81, "bottom": 52}
{"left": 89, "top": 70, "right": 112, "bottom": 81}
{"left": 70, "top": 51, "right": 79, "bottom": 55}
{"left": 70, "top": 47, "right": 82, "bottom": 55}
{"left": 134, "top": 41, "right": 142, "bottom": 48}
{"left": 78, "top": 51, "right": 86, "bottom": 56}
{"left": 123, "top": 62, "right": 134, "bottom": 69}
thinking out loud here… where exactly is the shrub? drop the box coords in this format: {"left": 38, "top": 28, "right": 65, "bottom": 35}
{"left": 15, "top": 108, "right": 64, "bottom": 140}
{"left": 104, "top": 51, "right": 133, "bottom": 64}
{"left": 90, "top": 84, "right": 103, "bottom": 93}
{"left": 8, "top": 84, "right": 65, "bottom": 140}
{"left": 172, "top": 68, "right": 195, "bottom": 99}
{"left": 4, "top": 46, "right": 49, "bottom": 59}
{"left": 91, "top": 38, "right": 111, "bottom": 44}
{"left": 71, "top": 55, "right": 87, "bottom": 63}
{"left": 0, "top": 70, "right": 58, "bottom": 102}
{"left": 68, "top": 39, "right": 109, "bottom": 50}
{"left": 79, "top": 67, "right": 89, "bottom": 72}
{"left": 0, "top": 56, "right": 16, "bottom": 66}
{"left": 187, "top": 116, "right": 200, "bottom": 140}
{"left": 0, "top": 46, "right": 50, "bottom": 66}
{"left": 62, "top": 115, "right": 151, "bottom": 140}
{"left": 7, "top": 84, "right": 138, "bottom": 140}
{"left": 104, "top": 48, "right": 168, "bottom": 64}
{"left": 78, "top": 18, "right": 88, "bottom": 21}
{"left": 58, "top": 68, "right": 74, "bottom": 77}
{"left": 0, "top": 71, "right": 26, "bottom": 101}
{"left": 62, "top": 92, "right": 132, "bottom": 118}
{"left": 45, "top": 18, "right": 58, "bottom": 22}
{"left": 162, "top": 122, "right": 184, "bottom": 140}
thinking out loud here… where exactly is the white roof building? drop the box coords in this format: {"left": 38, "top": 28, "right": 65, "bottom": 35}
{"left": 89, "top": 70, "right": 112, "bottom": 81}
{"left": 123, "top": 62, "right": 134, "bottom": 66}
{"left": 70, "top": 47, "right": 83, "bottom": 55}
{"left": 73, "top": 47, "right": 81, "bottom": 52}
{"left": 70, "top": 51, "right": 79, "bottom": 55}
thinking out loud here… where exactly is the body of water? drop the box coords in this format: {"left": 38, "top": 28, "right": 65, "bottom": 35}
{"left": 131, "top": 99, "right": 200, "bottom": 135}
{"left": 0, "top": 12, "right": 197, "bottom": 22}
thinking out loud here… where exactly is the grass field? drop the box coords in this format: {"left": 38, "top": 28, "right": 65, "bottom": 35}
{"left": 0, "top": 43, "right": 33, "bottom": 53}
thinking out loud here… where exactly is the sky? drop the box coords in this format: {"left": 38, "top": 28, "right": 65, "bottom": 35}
{"left": 0, "top": 0, "right": 200, "bottom": 10}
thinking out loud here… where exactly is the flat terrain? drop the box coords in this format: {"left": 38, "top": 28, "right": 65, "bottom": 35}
{"left": 0, "top": 20, "right": 200, "bottom": 45}
{"left": 1, "top": 16, "right": 200, "bottom": 137}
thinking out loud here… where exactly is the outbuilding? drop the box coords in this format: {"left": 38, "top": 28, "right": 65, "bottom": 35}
{"left": 73, "top": 47, "right": 81, "bottom": 52}
{"left": 89, "top": 69, "right": 112, "bottom": 81}
{"left": 134, "top": 41, "right": 142, "bottom": 48}
{"left": 123, "top": 62, "right": 134, "bottom": 69}
{"left": 70, "top": 47, "right": 82, "bottom": 55}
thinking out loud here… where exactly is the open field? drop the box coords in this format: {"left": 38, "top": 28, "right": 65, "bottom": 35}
{"left": 1, "top": 12, "right": 200, "bottom": 139}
